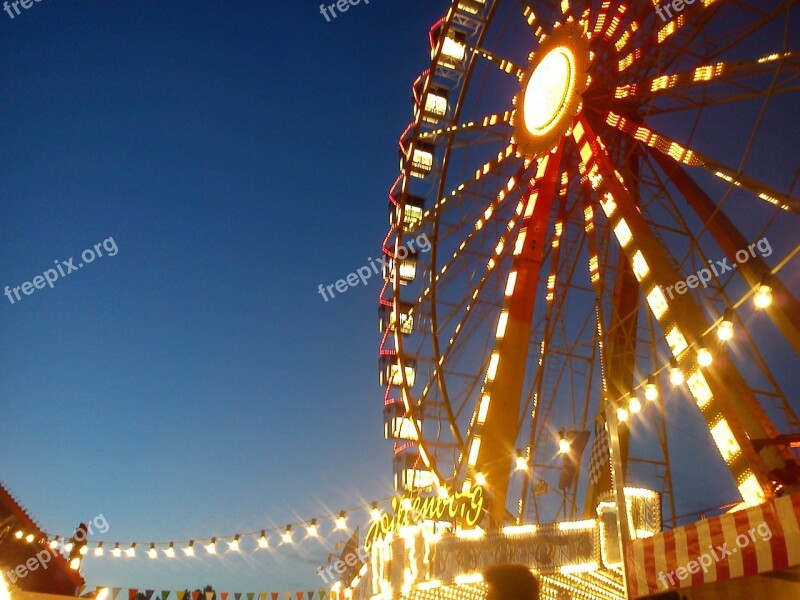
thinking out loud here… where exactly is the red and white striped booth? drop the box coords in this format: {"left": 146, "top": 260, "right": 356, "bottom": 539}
{"left": 625, "top": 492, "right": 800, "bottom": 598}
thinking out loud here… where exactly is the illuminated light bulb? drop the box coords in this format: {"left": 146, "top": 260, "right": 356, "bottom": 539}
{"left": 258, "top": 531, "right": 269, "bottom": 549}
{"left": 669, "top": 358, "right": 684, "bottom": 385}
{"left": 475, "top": 472, "right": 487, "bottom": 486}
{"left": 335, "top": 512, "right": 347, "bottom": 530}
{"left": 400, "top": 497, "right": 412, "bottom": 511}
{"left": 644, "top": 376, "right": 658, "bottom": 401}
{"left": 717, "top": 309, "right": 734, "bottom": 341}
{"left": 25, "top": 533, "right": 34, "bottom": 543}
{"left": 94, "top": 543, "right": 104, "bottom": 557}
{"left": 69, "top": 557, "right": 81, "bottom": 571}
{"left": 228, "top": 535, "right": 240, "bottom": 551}
{"left": 307, "top": 520, "right": 318, "bottom": 538}
{"left": 754, "top": 276, "right": 773, "bottom": 309}
{"left": 629, "top": 397, "right": 642, "bottom": 414}
{"left": 281, "top": 526, "right": 293, "bottom": 544}
{"left": 370, "top": 502, "right": 381, "bottom": 522}
{"left": 697, "top": 344, "right": 713, "bottom": 367}
{"left": 616, "top": 406, "right": 629, "bottom": 422}
{"left": 183, "top": 541, "right": 195, "bottom": 556}
{"left": 148, "top": 544, "right": 157, "bottom": 559}
{"left": 14, "top": 531, "right": 23, "bottom": 539}
{"left": 49, "top": 538, "right": 60, "bottom": 549}
{"left": 165, "top": 543, "right": 175, "bottom": 558}
{"left": 64, "top": 542, "right": 74, "bottom": 553}
{"left": 204, "top": 539, "right": 217, "bottom": 555}
{"left": 558, "top": 436, "right": 571, "bottom": 454}
{"left": 80, "top": 544, "right": 88, "bottom": 555}
{"left": 112, "top": 543, "right": 122, "bottom": 558}
{"left": 437, "top": 487, "right": 448, "bottom": 499}
{"left": 515, "top": 454, "right": 528, "bottom": 471}
{"left": 125, "top": 543, "right": 136, "bottom": 558}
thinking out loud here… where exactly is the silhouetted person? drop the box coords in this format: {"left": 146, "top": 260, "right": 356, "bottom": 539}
{"left": 483, "top": 564, "right": 539, "bottom": 600}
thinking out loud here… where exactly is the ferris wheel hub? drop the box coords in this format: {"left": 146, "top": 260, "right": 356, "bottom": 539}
{"left": 513, "top": 23, "right": 590, "bottom": 157}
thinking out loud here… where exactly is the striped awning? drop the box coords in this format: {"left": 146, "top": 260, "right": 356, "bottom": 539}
{"left": 625, "top": 492, "right": 800, "bottom": 598}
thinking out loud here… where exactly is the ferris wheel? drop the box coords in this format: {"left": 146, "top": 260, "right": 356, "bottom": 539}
{"left": 378, "top": 0, "right": 800, "bottom": 533}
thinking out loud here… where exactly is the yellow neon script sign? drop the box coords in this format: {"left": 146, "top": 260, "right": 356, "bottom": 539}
{"left": 365, "top": 487, "right": 484, "bottom": 549}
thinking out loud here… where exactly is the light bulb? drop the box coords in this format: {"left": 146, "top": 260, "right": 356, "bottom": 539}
{"left": 69, "top": 557, "right": 81, "bottom": 570}
{"left": 112, "top": 543, "right": 122, "bottom": 558}
{"left": 515, "top": 455, "right": 528, "bottom": 471}
{"left": 717, "top": 309, "right": 734, "bottom": 341}
{"left": 669, "top": 359, "right": 684, "bottom": 385}
{"left": 307, "top": 520, "right": 318, "bottom": 538}
{"left": 183, "top": 542, "right": 195, "bottom": 556}
{"left": 617, "top": 406, "right": 629, "bottom": 422}
{"left": 124, "top": 544, "right": 136, "bottom": 558}
{"left": 80, "top": 545, "right": 88, "bottom": 555}
{"left": 165, "top": 543, "right": 175, "bottom": 558}
{"left": 148, "top": 544, "right": 157, "bottom": 559}
{"left": 754, "top": 277, "right": 773, "bottom": 309}
{"left": 629, "top": 397, "right": 642, "bottom": 414}
{"left": 228, "top": 535, "right": 240, "bottom": 551}
{"left": 558, "top": 437, "right": 571, "bottom": 454}
{"left": 370, "top": 503, "right": 381, "bottom": 522}
{"left": 335, "top": 513, "right": 347, "bottom": 530}
{"left": 697, "top": 347, "right": 713, "bottom": 367}
{"left": 258, "top": 531, "right": 269, "bottom": 549}
{"left": 281, "top": 526, "right": 293, "bottom": 544}
{"left": 94, "top": 543, "right": 104, "bottom": 557}
{"left": 644, "top": 376, "right": 658, "bottom": 401}
{"left": 204, "top": 539, "right": 217, "bottom": 555}
{"left": 475, "top": 472, "right": 487, "bottom": 486}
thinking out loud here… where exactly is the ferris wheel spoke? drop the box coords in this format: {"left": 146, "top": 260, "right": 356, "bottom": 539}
{"left": 613, "top": 52, "right": 799, "bottom": 100}
{"left": 418, "top": 111, "right": 513, "bottom": 142}
{"left": 645, "top": 148, "right": 800, "bottom": 356}
{"left": 468, "top": 44, "right": 525, "bottom": 77}
{"left": 574, "top": 112, "right": 793, "bottom": 506}
{"left": 604, "top": 111, "right": 800, "bottom": 214}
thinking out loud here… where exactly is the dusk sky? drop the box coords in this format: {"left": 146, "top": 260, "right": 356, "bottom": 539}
{"left": 2, "top": 0, "right": 798, "bottom": 596}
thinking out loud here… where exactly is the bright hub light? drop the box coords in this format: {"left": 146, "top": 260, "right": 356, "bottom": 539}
{"left": 558, "top": 437, "right": 571, "bottom": 454}
{"left": 474, "top": 472, "right": 487, "bottom": 486}
{"left": 523, "top": 47, "right": 575, "bottom": 135}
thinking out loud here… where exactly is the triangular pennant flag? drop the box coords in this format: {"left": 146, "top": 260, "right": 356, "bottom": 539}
{"left": 161, "top": 591, "right": 171, "bottom": 600}
{"left": 206, "top": 593, "right": 214, "bottom": 600}
{"left": 284, "top": 593, "right": 291, "bottom": 600}
{"left": 221, "top": 593, "right": 228, "bottom": 600}
{"left": 317, "top": 588, "right": 326, "bottom": 600}
{"left": 271, "top": 594, "right": 278, "bottom": 600}
{"left": 112, "top": 589, "right": 122, "bottom": 600}
{"left": 259, "top": 594, "right": 267, "bottom": 600}
{"left": 145, "top": 591, "right": 155, "bottom": 600}
{"left": 297, "top": 593, "right": 304, "bottom": 600}
{"left": 234, "top": 594, "right": 241, "bottom": 600}
{"left": 96, "top": 588, "right": 105, "bottom": 599}
{"left": 307, "top": 592, "right": 315, "bottom": 600}
{"left": 177, "top": 592, "right": 186, "bottom": 600}
{"left": 192, "top": 592, "right": 200, "bottom": 600}
{"left": 129, "top": 589, "right": 139, "bottom": 600}
{"left": 246, "top": 593, "right": 255, "bottom": 600}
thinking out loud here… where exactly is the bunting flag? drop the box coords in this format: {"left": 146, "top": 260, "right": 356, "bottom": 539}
{"left": 177, "top": 592, "right": 185, "bottom": 600}
{"left": 101, "top": 589, "right": 328, "bottom": 600}
{"left": 206, "top": 593, "right": 214, "bottom": 600}
{"left": 271, "top": 594, "right": 278, "bottom": 600}
{"left": 317, "top": 588, "right": 325, "bottom": 600}
{"left": 129, "top": 589, "right": 138, "bottom": 600}
{"left": 221, "top": 593, "right": 228, "bottom": 600}
{"left": 307, "top": 592, "right": 314, "bottom": 600}
{"left": 246, "top": 593, "right": 255, "bottom": 600}
{"left": 234, "top": 594, "right": 241, "bottom": 600}
{"left": 112, "top": 589, "right": 122, "bottom": 600}
{"left": 297, "top": 593, "right": 303, "bottom": 600}
{"left": 259, "top": 593, "right": 267, "bottom": 600}
{"left": 192, "top": 592, "right": 200, "bottom": 600}
{"left": 161, "top": 591, "right": 171, "bottom": 600}
{"left": 145, "top": 591, "right": 155, "bottom": 600}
